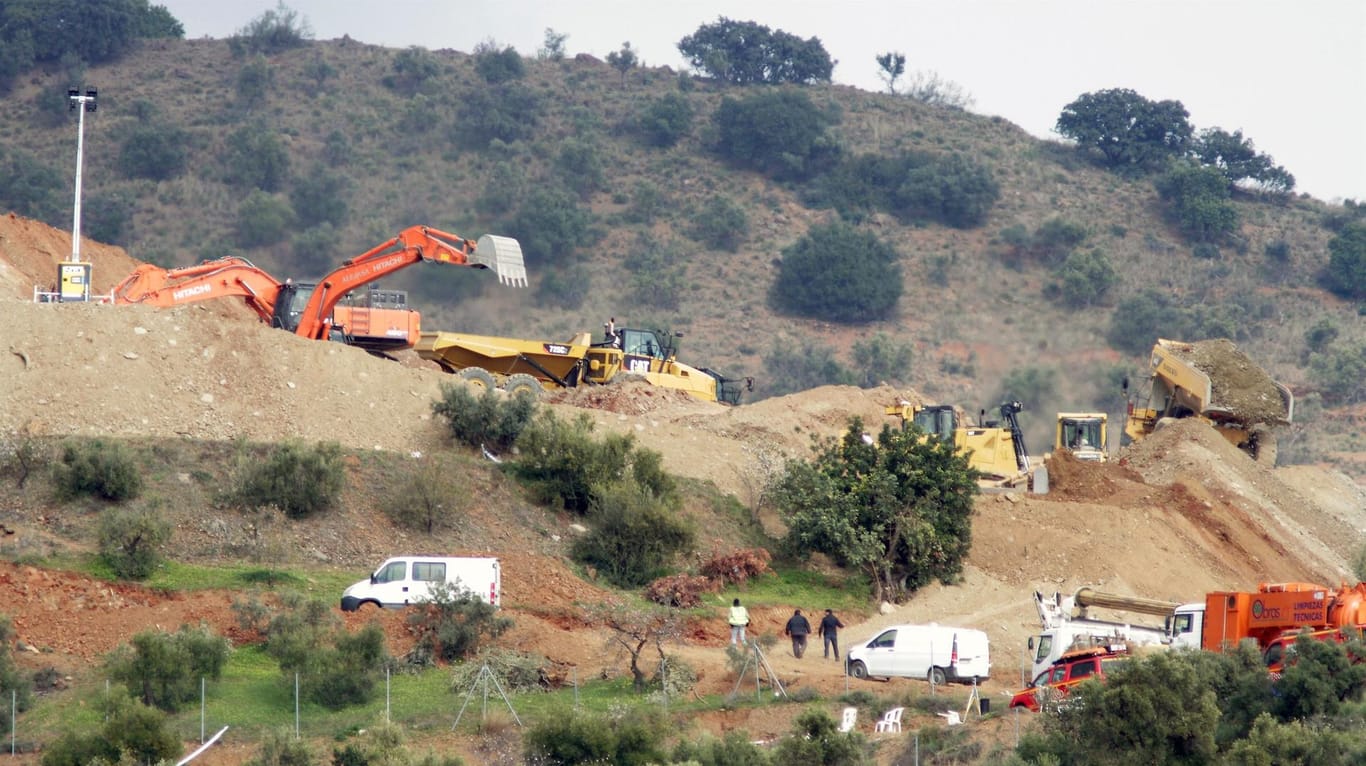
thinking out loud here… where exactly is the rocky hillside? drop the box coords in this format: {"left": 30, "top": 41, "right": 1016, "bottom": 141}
{"left": 1, "top": 214, "right": 1364, "bottom": 762}
{"left": 0, "top": 32, "right": 1361, "bottom": 465}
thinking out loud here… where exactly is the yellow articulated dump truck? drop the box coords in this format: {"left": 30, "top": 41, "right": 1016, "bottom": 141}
{"left": 1124, "top": 338, "right": 1293, "bottom": 464}
{"left": 415, "top": 325, "right": 750, "bottom": 404}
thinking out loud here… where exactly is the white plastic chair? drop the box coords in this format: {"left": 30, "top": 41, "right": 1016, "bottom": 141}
{"left": 874, "top": 706, "right": 904, "bottom": 733}
{"left": 838, "top": 706, "right": 858, "bottom": 733}
{"left": 937, "top": 710, "right": 963, "bottom": 726}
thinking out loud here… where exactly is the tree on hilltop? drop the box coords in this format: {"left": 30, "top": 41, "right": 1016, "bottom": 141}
{"left": 678, "top": 17, "right": 833, "bottom": 85}
{"left": 1056, "top": 88, "right": 1193, "bottom": 173}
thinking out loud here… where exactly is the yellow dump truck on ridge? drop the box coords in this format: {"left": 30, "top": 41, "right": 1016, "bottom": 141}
{"left": 416, "top": 325, "right": 749, "bottom": 405}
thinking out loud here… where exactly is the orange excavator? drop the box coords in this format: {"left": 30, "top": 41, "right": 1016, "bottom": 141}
{"left": 112, "top": 225, "right": 527, "bottom": 350}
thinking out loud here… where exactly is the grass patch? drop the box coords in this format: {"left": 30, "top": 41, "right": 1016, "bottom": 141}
{"left": 51, "top": 554, "right": 357, "bottom": 596}
{"left": 717, "top": 566, "right": 871, "bottom": 615}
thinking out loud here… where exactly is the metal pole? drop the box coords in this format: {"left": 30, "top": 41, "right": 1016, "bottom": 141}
{"left": 386, "top": 666, "right": 391, "bottom": 724}
{"left": 10, "top": 689, "right": 14, "bottom": 756}
{"left": 200, "top": 677, "right": 205, "bottom": 743}
{"left": 294, "top": 673, "right": 300, "bottom": 738}
{"left": 71, "top": 98, "right": 86, "bottom": 263}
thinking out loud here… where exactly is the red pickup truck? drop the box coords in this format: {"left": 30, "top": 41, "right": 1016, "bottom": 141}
{"left": 1009, "top": 645, "right": 1130, "bottom": 712}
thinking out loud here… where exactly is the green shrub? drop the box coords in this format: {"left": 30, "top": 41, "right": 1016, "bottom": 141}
{"left": 1308, "top": 343, "right": 1366, "bottom": 405}
{"left": 106, "top": 625, "right": 231, "bottom": 712}
{"left": 626, "top": 180, "right": 665, "bottom": 225}
{"left": 228, "top": 441, "right": 345, "bottom": 518}
{"left": 231, "top": 3, "right": 311, "bottom": 56}
{"left": 523, "top": 709, "right": 667, "bottom": 765}
{"left": 1304, "top": 319, "right": 1339, "bottom": 354}
{"left": 770, "top": 220, "right": 902, "bottom": 323}
{"left": 1156, "top": 162, "right": 1238, "bottom": 243}
{"left": 382, "top": 458, "right": 465, "bottom": 534}
{"left": 712, "top": 89, "right": 839, "bottom": 181}
{"left": 572, "top": 482, "right": 695, "bottom": 588}
{"left": 247, "top": 727, "right": 317, "bottom": 766}
{"left": 770, "top": 709, "right": 868, "bottom": 765}
{"left": 236, "top": 54, "right": 273, "bottom": 109}
{"left": 673, "top": 731, "right": 771, "bottom": 765}
{"left": 0, "top": 145, "right": 65, "bottom": 223}
{"left": 222, "top": 123, "right": 291, "bottom": 191}
{"left": 760, "top": 340, "right": 857, "bottom": 398}
{"left": 891, "top": 152, "right": 1000, "bottom": 229}
{"left": 1325, "top": 221, "right": 1366, "bottom": 300}
{"left": 117, "top": 121, "right": 189, "bottom": 181}
{"left": 473, "top": 42, "right": 525, "bottom": 83}
{"left": 289, "top": 164, "right": 349, "bottom": 228}
{"left": 431, "top": 382, "right": 536, "bottom": 452}
{"left": 0, "top": 617, "right": 32, "bottom": 732}
{"left": 1046, "top": 247, "right": 1118, "bottom": 309}
{"left": 0, "top": 433, "right": 45, "bottom": 488}
{"left": 691, "top": 195, "right": 749, "bottom": 252}
{"left": 52, "top": 439, "right": 143, "bottom": 502}
{"left": 508, "top": 186, "right": 593, "bottom": 266}
{"left": 83, "top": 188, "right": 135, "bottom": 246}
{"left": 638, "top": 92, "right": 694, "bottom": 147}
{"left": 511, "top": 411, "right": 633, "bottom": 513}
{"left": 98, "top": 506, "right": 171, "bottom": 579}
{"left": 851, "top": 332, "right": 913, "bottom": 387}
{"left": 1030, "top": 216, "right": 1090, "bottom": 263}
{"left": 534, "top": 263, "right": 592, "bottom": 310}
{"left": 407, "top": 582, "right": 512, "bottom": 664}
{"left": 235, "top": 190, "right": 296, "bottom": 248}
{"left": 289, "top": 222, "right": 341, "bottom": 276}
{"left": 262, "top": 593, "right": 388, "bottom": 710}
{"left": 450, "top": 82, "right": 540, "bottom": 148}
{"left": 41, "top": 690, "right": 181, "bottom": 766}
{"left": 386, "top": 46, "right": 441, "bottom": 95}
{"left": 555, "top": 137, "right": 606, "bottom": 199}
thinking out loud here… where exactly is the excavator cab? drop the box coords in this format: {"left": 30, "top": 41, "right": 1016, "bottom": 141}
{"left": 270, "top": 281, "right": 314, "bottom": 334}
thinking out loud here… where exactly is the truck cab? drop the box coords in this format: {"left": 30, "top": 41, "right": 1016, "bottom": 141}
{"left": 1055, "top": 413, "right": 1107, "bottom": 462}
{"left": 1010, "top": 645, "right": 1130, "bottom": 712}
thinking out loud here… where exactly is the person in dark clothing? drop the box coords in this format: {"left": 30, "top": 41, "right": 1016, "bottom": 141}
{"left": 784, "top": 609, "right": 812, "bottom": 658}
{"left": 818, "top": 609, "right": 846, "bottom": 659}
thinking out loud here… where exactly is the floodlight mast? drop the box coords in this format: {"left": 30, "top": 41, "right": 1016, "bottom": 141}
{"left": 67, "top": 87, "right": 97, "bottom": 262}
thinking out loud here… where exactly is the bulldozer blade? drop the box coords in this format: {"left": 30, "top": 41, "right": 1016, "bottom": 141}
{"left": 474, "top": 235, "right": 528, "bottom": 287}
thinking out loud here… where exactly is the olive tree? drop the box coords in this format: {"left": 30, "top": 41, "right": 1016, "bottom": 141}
{"left": 771, "top": 419, "right": 978, "bottom": 602}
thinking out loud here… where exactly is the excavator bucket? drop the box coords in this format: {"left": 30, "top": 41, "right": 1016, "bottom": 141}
{"left": 474, "top": 235, "right": 528, "bottom": 287}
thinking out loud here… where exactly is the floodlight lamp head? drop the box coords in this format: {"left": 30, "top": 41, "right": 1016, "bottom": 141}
{"left": 85, "top": 88, "right": 97, "bottom": 111}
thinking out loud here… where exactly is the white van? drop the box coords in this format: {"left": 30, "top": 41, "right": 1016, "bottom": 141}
{"left": 846, "top": 623, "right": 990, "bottom": 685}
{"left": 339, "top": 556, "right": 500, "bottom": 611}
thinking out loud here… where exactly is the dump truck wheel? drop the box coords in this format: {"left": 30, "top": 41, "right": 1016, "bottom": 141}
{"left": 503, "top": 373, "right": 543, "bottom": 399}
{"left": 1252, "top": 426, "right": 1278, "bottom": 467}
{"left": 457, "top": 367, "right": 496, "bottom": 391}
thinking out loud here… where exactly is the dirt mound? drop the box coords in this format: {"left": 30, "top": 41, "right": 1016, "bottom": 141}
{"left": 0, "top": 213, "right": 141, "bottom": 299}
{"left": 546, "top": 377, "right": 713, "bottom": 416}
{"left": 1166, "top": 338, "right": 1288, "bottom": 425}
{"left": 1045, "top": 449, "right": 1148, "bottom": 503}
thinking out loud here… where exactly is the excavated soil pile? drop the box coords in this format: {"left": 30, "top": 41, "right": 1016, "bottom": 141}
{"left": 1168, "top": 338, "right": 1288, "bottom": 425}
{"left": 1043, "top": 449, "right": 1148, "bottom": 503}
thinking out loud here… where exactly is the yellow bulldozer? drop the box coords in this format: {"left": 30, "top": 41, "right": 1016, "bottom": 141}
{"left": 1055, "top": 412, "right": 1108, "bottom": 462}
{"left": 885, "top": 400, "right": 1032, "bottom": 486}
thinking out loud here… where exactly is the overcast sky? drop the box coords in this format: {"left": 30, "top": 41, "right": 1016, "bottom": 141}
{"left": 159, "top": 0, "right": 1366, "bottom": 203}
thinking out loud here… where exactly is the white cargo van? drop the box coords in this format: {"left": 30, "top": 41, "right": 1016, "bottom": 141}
{"left": 339, "top": 556, "right": 500, "bottom": 611}
{"left": 846, "top": 623, "right": 990, "bottom": 685}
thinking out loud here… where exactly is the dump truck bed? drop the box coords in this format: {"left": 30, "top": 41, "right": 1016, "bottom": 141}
{"left": 415, "top": 330, "right": 593, "bottom": 381}
{"left": 1153, "top": 338, "right": 1293, "bottom": 425}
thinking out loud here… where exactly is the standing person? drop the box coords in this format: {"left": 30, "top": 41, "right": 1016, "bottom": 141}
{"left": 728, "top": 598, "right": 750, "bottom": 646}
{"left": 784, "top": 609, "right": 812, "bottom": 658}
{"left": 819, "top": 608, "right": 846, "bottom": 660}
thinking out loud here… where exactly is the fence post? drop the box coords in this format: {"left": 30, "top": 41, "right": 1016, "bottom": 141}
{"left": 386, "top": 666, "right": 391, "bottom": 724}
{"left": 294, "top": 673, "right": 300, "bottom": 739}
{"left": 200, "top": 677, "right": 206, "bottom": 743}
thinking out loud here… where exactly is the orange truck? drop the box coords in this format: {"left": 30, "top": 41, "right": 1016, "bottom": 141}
{"left": 1171, "top": 582, "right": 1366, "bottom": 653}
{"left": 112, "top": 225, "right": 526, "bottom": 351}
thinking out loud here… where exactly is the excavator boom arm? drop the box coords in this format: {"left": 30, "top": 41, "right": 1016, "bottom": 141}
{"left": 291, "top": 225, "right": 527, "bottom": 340}
{"left": 111, "top": 257, "right": 282, "bottom": 322}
